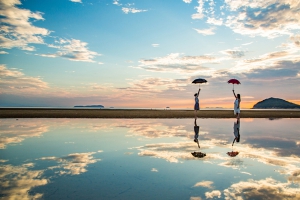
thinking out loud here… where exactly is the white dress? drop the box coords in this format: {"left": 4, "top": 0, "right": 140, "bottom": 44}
{"left": 234, "top": 99, "right": 240, "bottom": 115}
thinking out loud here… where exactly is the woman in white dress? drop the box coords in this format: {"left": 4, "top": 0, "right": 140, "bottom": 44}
{"left": 232, "top": 89, "right": 241, "bottom": 119}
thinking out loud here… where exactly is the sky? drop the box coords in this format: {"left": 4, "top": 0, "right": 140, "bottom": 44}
{"left": 0, "top": 0, "right": 299, "bottom": 109}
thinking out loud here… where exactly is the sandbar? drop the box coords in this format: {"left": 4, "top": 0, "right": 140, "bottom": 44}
{"left": 1, "top": 108, "right": 300, "bottom": 118}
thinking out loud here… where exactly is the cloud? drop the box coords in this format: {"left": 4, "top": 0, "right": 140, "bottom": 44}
{"left": 290, "top": 34, "right": 300, "bottom": 47}
{"left": 223, "top": 178, "right": 300, "bottom": 199}
{"left": 0, "top": 50, "right": 8, "bottom": 54}
{"left": 122, "top": 7, "right": 147, "bottom": 14}
{"left": 205, "top": 190, "right": 221, "bottom": 199}
{"left": 70, "top": 0, "right": 82, "bottom": 3}
{"left": 193, "top": 27, "right": 215, "bottom": 35}
{"left": 221, "top": 49, "right": 245, "bottom": 58}
{"left": 39, "top": 39, "right": 100, "bottom": 62}
{"left": 152, "top": 44, "right": 160, "bottom": 47}
{"left": 183, "top": 0, "right": 192, "bottom": 3}
{"left": 0, "top": 65, "right": 49, "bottom": 95}
{"left": 113, "top": 0, "right": 121, "bottom": 6}
{"left": 193, "top": 181, "right": 214, "bottom": 189}
{"left": 0, "top": 0, "right": 50, "bottom": 51}
{"left": 136, "top": 53, "right": 222, "bottom": 74}
{"left": 192, "top": 0, "right": 205, "bottom": 19}
{"left": 224, "top": 0, "right": 300, "bottom": 38}
{"left": 207, "top": 17, "right": 223, "bottom": 25}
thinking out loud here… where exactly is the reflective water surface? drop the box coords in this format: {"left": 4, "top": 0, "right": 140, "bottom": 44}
{"left": 1, "top": 118, "right": 300, "bottom": 200}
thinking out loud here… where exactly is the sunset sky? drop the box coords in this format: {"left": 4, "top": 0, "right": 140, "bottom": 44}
{"left": 1, "top": 0, "right": 299, "bottom": 108}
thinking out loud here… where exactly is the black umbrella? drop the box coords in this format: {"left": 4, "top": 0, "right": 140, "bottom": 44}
{"left": 192, "top": 78, "right": 207, "bottom": 89}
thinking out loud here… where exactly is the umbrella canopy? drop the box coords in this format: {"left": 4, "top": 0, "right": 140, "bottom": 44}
{"left": 191, "top": 152, "right": 206, "bottom": 158}
{"left": 227, "top": 151, "right": 239, "bottom": 157}
{"left": 228, "top": 79, "right": 241, "bottom": 84}
{"left": 192, "top": 78, "right": 207, "bottom": 84}
{"left": 228, "top": 79, "right": 240, "bottom": 89}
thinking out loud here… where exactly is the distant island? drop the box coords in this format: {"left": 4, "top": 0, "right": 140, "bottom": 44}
{"left": 253, "top": 97, "right": 300, "bottom": 109}
{"left": 74, "top": 105, "right": 104, "bottom": 108}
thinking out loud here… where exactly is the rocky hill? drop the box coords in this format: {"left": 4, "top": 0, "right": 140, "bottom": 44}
{"left": 253, "top": 97, "right": 300, "bottom": 109}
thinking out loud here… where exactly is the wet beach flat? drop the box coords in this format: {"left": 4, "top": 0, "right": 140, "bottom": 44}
{"left": 1, "top": 108, "right": 300, "bottom": 118}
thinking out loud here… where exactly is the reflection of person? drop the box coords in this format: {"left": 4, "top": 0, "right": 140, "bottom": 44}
{"left": 194, "top": 88, "right": 201, "bottom": 119}
{"left": 194, "top": 119, "right": 200, "bottom": 148}
{"left": 232, "top": 89, "right": 241, "bottom": 119}
{"left": 232, "top": 118, "right": 240, "bottom": 146}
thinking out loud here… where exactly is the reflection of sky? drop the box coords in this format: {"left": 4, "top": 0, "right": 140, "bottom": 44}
{"left": 0, "top": 118, "right": 299, "bottom": 199}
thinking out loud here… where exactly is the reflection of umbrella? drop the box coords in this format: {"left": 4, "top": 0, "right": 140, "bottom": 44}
{"left": 228, "top": 79, "right": 241, "bottom": 89}
{"left": 191, "top": 152, "right": 206, "bottom": 158}
{"left": 192, "top": 78, "right": 207, "bottom": 88}
{"left": 227, "top": 151, "right": 239, "bottom": 157}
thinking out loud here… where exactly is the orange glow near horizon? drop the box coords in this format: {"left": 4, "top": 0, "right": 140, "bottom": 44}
{"left": 104, "top": 98, "right": 300, "bottom": 109}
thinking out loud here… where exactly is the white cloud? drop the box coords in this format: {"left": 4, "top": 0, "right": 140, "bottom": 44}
{"left": 193, "top": 27, "right": 215, "bottom": 35}
{"left": 39, "top": 39, "right": 100, "bottom": 62}
{"left": 0, "top": 0, "right": 50, "bottom": 51}
{"left": 0, "top": 51, "right": 8, "bottom": 54}
{"left": 122, "top": 7, "right": 147, "bottom": 14}
{"left": 207, "top": 17, "right": 223, "bottom": 25}
{"left": 70, "top": 0, "right": 82, "bottom": 3}
{"left": 224, "top": 0, "right": 300, "bottom": 38}
{"left": 221, "top": 49, "right": 245, "bottom": 58}
{"left": 0, "top": 64, "right": 49, "bottom": 95}
{"left": 136, "top": 53, "right": 227, "bottom": 75}
{"left": 192, "top": 0, "right": 205, "bottom": 19}
{"left": 113, "top": 0, "right": 121, "bottom": 6}
{"left": 183, "top": 0, "right": 192, "bottom": 3}
{"left": 151, "top": 168, "right": 158, "bottom": 172}
{"left": 152, "top": 44, "right": 160, "bottom": 47}
{"left": 205, "top": 190, "right": 221, "bottom": 199}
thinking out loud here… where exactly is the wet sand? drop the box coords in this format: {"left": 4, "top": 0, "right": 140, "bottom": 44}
{"left": 1, "top": 108, "right": 300, "bottom": 118}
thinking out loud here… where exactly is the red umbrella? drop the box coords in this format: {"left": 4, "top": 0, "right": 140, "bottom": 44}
{"left": 227, "top": 151, "right": 239, "bottom": 157}
{"left": 228, "top": 79, "right": 241, "bottom": 89}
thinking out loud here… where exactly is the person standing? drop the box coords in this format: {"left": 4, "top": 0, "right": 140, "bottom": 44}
{"left": 232, "top": 118, "right": 240, "bottom": 146}
{"left": 194, "top": 88, "right": 200, "bottom": 119}
{"left": 232, "top": 89, "right": 241, "bottom": 119}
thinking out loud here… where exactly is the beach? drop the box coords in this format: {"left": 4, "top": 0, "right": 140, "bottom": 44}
{"left": 1, "top": 108, "right": 300, "bottom": 118}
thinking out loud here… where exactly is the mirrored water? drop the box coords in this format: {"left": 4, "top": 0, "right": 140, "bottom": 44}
{"left": 1, "top": 118, "right": 300, "bottom": 199}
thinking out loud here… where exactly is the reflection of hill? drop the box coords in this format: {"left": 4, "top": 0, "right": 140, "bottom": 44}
{"left": 253, "top": 97, "right": 300, "bottom": 109}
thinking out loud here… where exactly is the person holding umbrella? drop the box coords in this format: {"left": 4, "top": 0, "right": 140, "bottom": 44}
{"left": 194, "top": 88, "right": 200, "bottom": 119}
{"left": 232, "top": 89, "right": 241, "bottom": 119}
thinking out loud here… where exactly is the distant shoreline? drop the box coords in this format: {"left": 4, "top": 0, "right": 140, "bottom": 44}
{"left": 1, "top": 108, "right": 300, "bottom": 118}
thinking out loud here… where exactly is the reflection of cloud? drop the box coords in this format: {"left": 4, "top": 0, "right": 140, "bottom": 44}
{"left": 151, "top": 168, "right": 158, "bottom": 172}
{"left": 40, "top": 152, "right": 100, "bottom": 175}
{"left": 193, "top": 181, "right": 213, "bottom": 189}
{"left": 0, "top": 164, "right": 48, "bottom": 199}
{"left": 223, "top": 178, "right": 300, "bottom": 199}
{"left": 0, "top": 119, "right": 49, "bottom": 149}
{"left": 205, "top": 190, "right": 221, "bottom": 199}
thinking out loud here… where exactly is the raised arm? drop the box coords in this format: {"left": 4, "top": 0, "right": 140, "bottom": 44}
{"left": 232, "top": 89, "right": 237, "bottom": 98}
{"left": 197, "top": 88, "right": 201, "bottom": 96}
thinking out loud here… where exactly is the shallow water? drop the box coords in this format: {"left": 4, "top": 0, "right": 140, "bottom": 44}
{"left": 1, "top": 118, "right": 299, "bottom": 199}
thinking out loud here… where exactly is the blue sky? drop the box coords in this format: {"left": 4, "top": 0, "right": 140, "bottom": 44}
{"left": 0, "top": 0, "right": 300, "bottom": 108}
